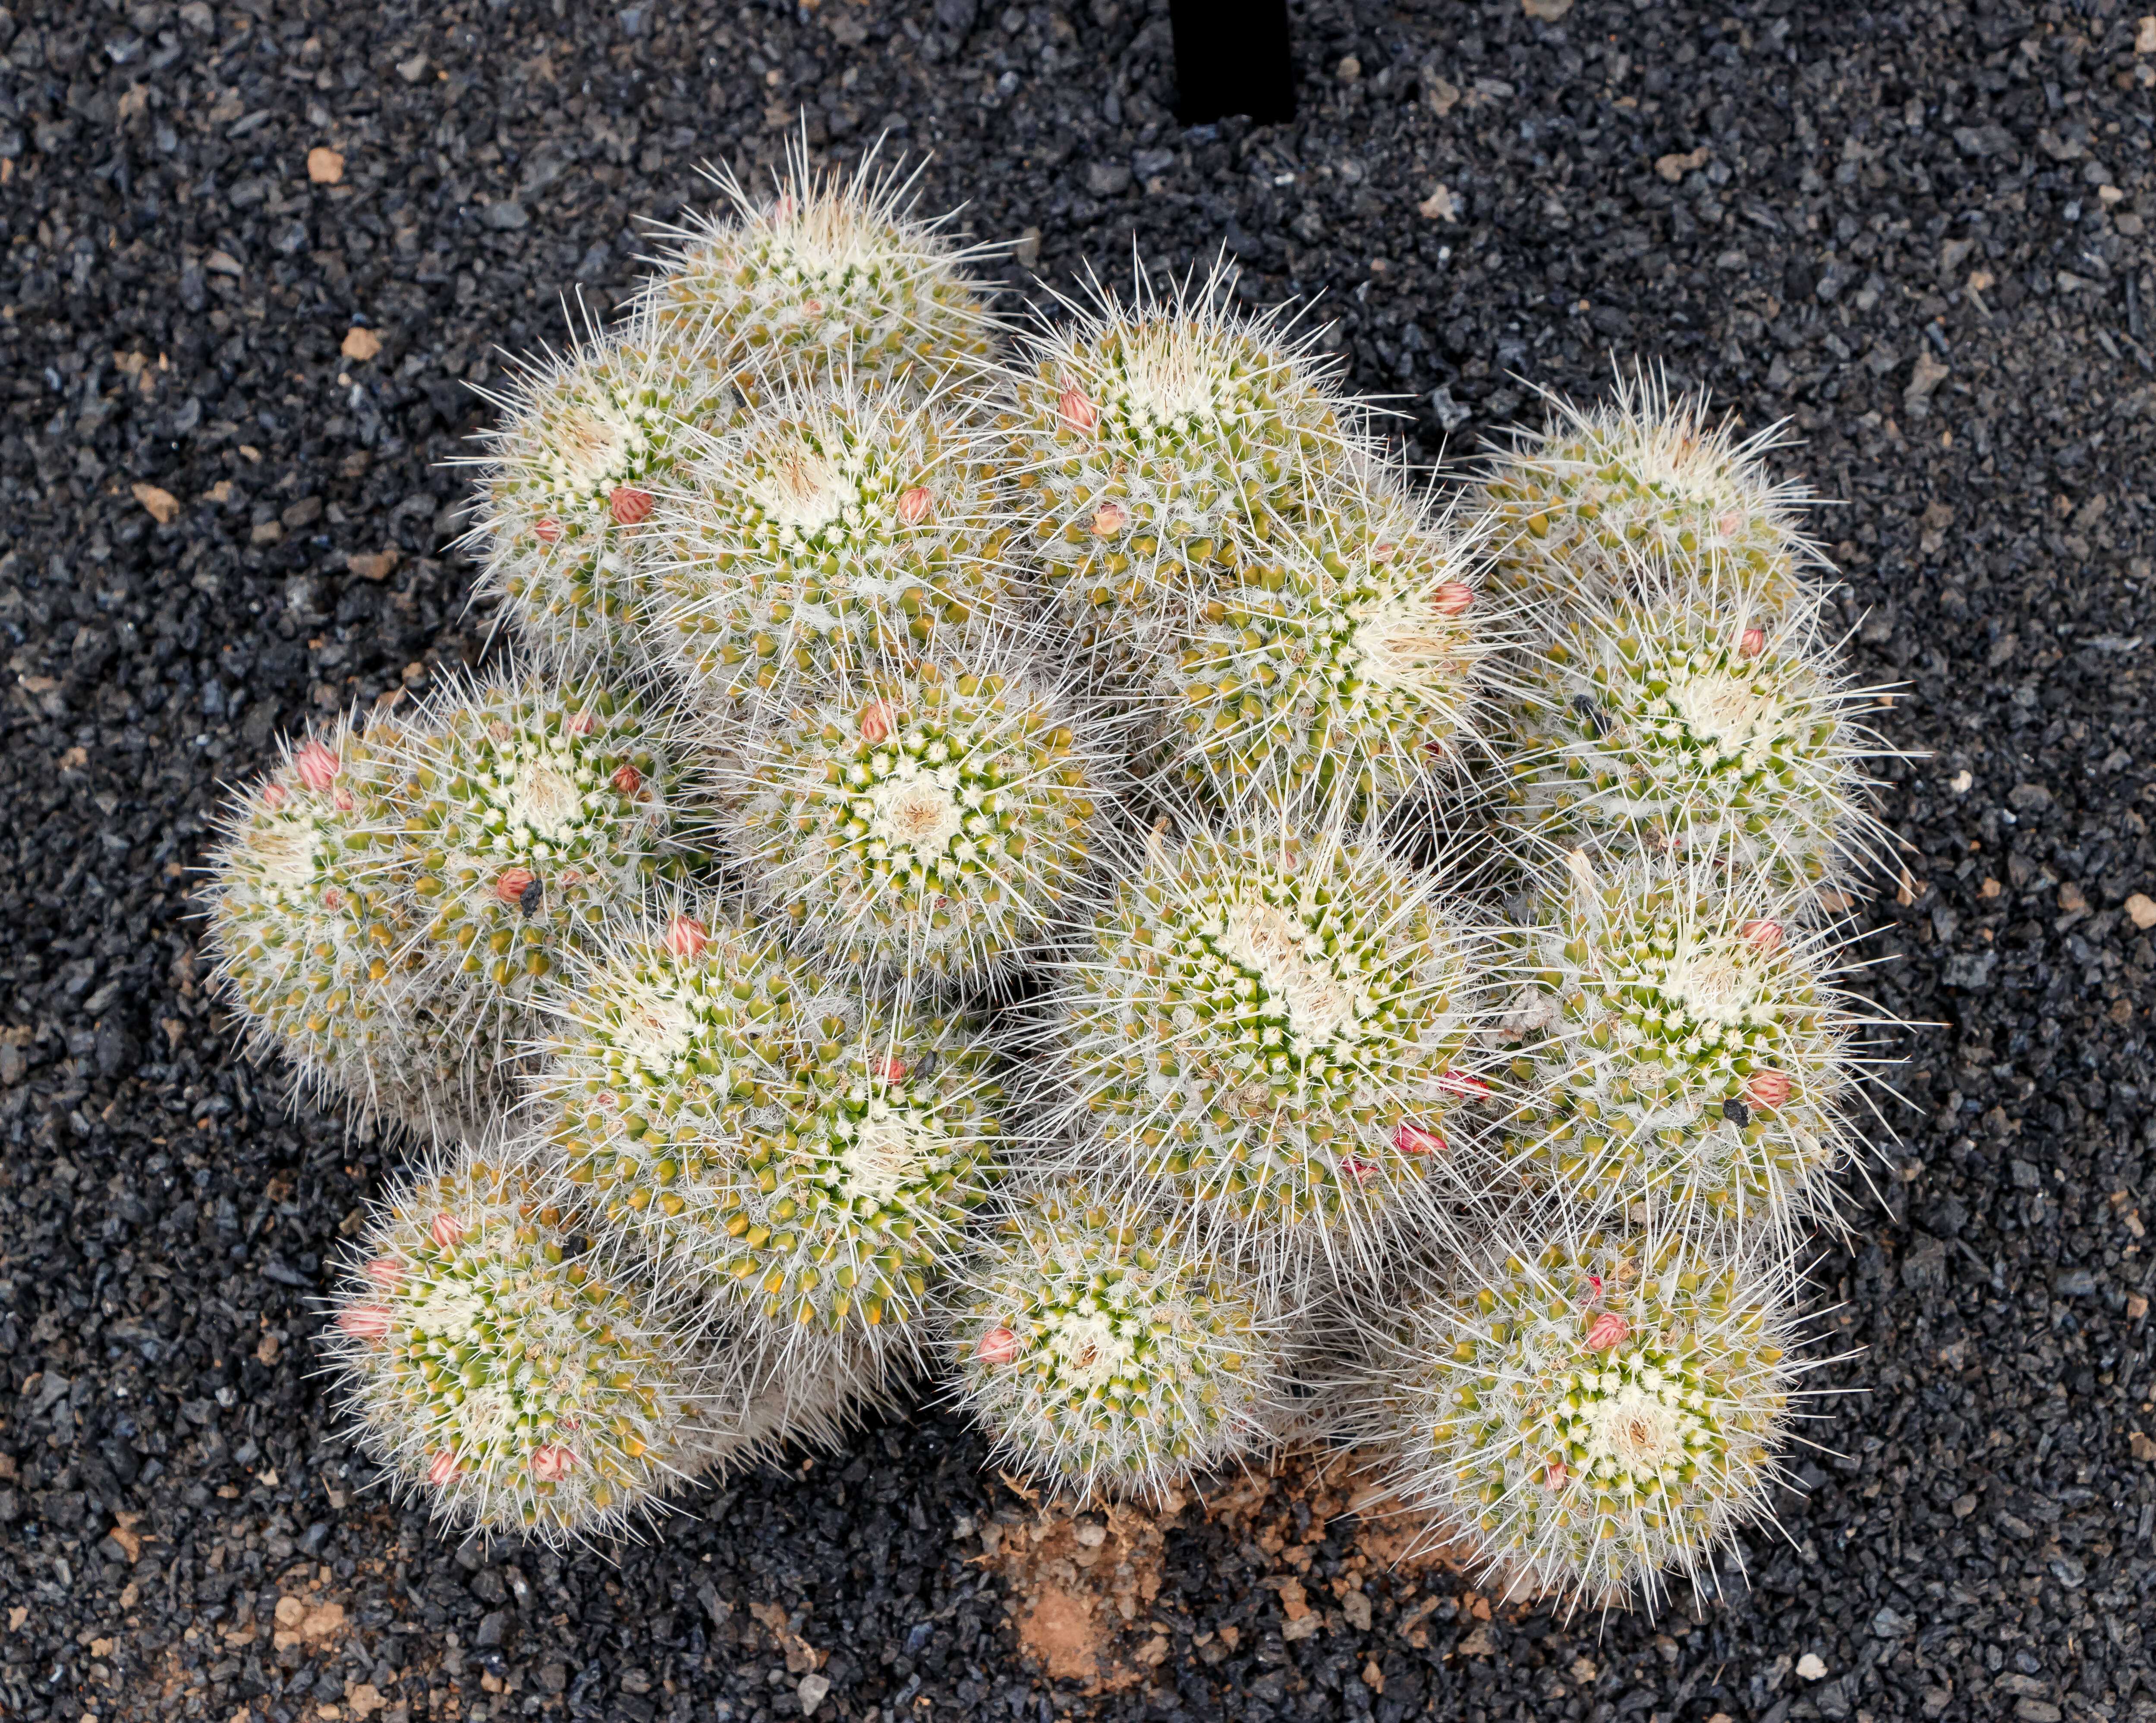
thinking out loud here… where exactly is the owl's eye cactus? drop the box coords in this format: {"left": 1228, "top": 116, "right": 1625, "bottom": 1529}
{"left": 467, "top": 313, "right": 734, "bottom": 671}
{"left": 721, "top": 647, "right": 1111, "bottom": 988}
{"left": 1362, "top": 1228, "right": 1801, "bottom": 1604}
{"left": 1159, "top": 505, "right": 1503, "bottom": 821}
{"left": 324, "top": 1147, "right": 700, "bottom": 1543}
{"left": 205, "top": 717, "right": 428, "bottom": 1123}
{"left": 535, "top": 904, "right": 1006, "bottom": 1355}
{"left": 947, "top": 1175, "right": 1287, "bottom": 1502}
{"left": 649, "top": 384, "right": 1026, "bottom": 716}
{"left": 642, "top": 140, "right": 998, "bottom": 404}
{"left": 392, "top": 674, "right": 704, "bottom": 1022}
{"left": 1040, "top": 824, "right": 1496, "bottom": 1273}
{"left": 1473, "top": 370, "right": 1821, "bottom": 621}
{"left": 1005, "top": 273, "right": 1366, "bottom": 665}
{"left": 1501, "top": 562, "right": 1878, "bottom": 903}
{"left": 1497, "top": 858, "right": 1860, "bottom": 1234}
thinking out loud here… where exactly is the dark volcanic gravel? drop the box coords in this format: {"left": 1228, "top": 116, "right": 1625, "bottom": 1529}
{"left": 4, "top": 0, "right": 2156, "bottom": 1720}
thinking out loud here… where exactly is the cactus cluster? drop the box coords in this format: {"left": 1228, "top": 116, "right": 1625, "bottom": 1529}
{"left": 204, "top": 145, "right": 1895, "bottom": 1597}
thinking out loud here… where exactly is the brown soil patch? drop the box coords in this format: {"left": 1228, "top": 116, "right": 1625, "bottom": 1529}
{"left": 985, "top": 1446, "right": 1490, "bottom": 1697}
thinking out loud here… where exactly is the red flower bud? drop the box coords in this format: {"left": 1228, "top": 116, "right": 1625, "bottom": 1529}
{"left": 975, "top": 1327, "right": 1019, "bottom": 1365}
{"left": 1057, "top": 382, "right": 1097, "bottom": 434}
{"left": 1392, "top": 1122, "right": 1447, "bottom": 1157}
{"left": 609, "top": 486, "right": 654, "bottom": 527}
{"left": 611, "top": 762, "right": 642, "bottom": 797}
{"left": 1544, "top": 1460, "right": 1568, "bottom": 1489}
{"left": 859, "top": 701, "right": 896, "bottom": 745}
{"left": 1738, "top": 627, "right": 1766, "bottom": 659}
{"left": 880, "top": 1057, "right": 907, "bottom": 1084}
{"left": 494, "top": 867, "right": 536, "bottom": 907}
{"left": 1430, "top": 582, "right": 1476, "bottom": 617}
{"left": 897, "top": 486, "right": 933, "bottom": 526}
{"left": 430, "top": 1213, "right": 465, "bottom": 1250}
{"left": 1585, "top": 1313, "right": 1630, "bottom": 1351}
{"left": 1738, "top": 919, "right": 1783, "bottom": 952}
{"left": 1436, "top": 1070, "right": 1491, "bottom": 1098}
{"left": 1746, "top": 1070, "right": 1792, "bottom": 1109}
{"left": 535, "top": 517, "right": 564, "bottom": 545}
{"left": 427, "top": 1450, "right": 460, "bottom": 1487}
{"left": 667, "top": 915, "right": 709, "bottom": 959}
{"left": 567, "top": 708, "right": 595, "bottom": 735}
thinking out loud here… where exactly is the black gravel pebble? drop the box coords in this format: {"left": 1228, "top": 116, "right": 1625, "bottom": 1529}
{"left": 4, "top": 1, "right": 2155, "bottom": 1721}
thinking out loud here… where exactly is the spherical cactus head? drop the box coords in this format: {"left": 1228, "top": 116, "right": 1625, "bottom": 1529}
{"left": 947, "top": 1175, "right": 1287, "bottom": 1502}
{"left": 1364, "top": 1223, "right": 1803, "bottom": 1605}
{"left": 467, "top": 309, "right": 734, "bottom": 672}
{"left": 1500, "top": 552, "right": 1882, "bottom": 905}
{"left": 1474, "top": 366, "right": 1822, "bottom": 620}
{"left": 649, "top": 380, "right": 1027, "bottom": 717}
{"left": 535, "top": 900, "right": 1008, "bottom": 1360}
{"left": 391, "top": 671, "right": 708, "bottom": 1036}
{"left": 205, "top": 712, "right": 426, "bottom": 1128}
{"left": 1041, "top": 820, "right": 1498, "bottom": 1279}
{"left": 324, "top": 1143, "right": 701, "bottom": 1543}
{"left": 1007, "top": 264, "right": 1373, "bottom": 661}
{"left": 1156, "top": 495, "right": 1509, "bottom": 823}
{"left": 642, "top": 136, "right": 999, "bottom": 403}
{"left": 722, "top": 637, "right": 1114, "bottom": 989}
{"left": 1498, "top": 856, "right": 1864, "bottom": 1237}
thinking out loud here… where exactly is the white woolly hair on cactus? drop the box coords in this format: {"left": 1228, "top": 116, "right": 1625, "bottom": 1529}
{"left": 1350, "top": 1215, "right": 1820, "bottom": 1608}
{"left": 459, "top": 296, "right": 737, "bottom": 674}
{"left": 717, "top": 623, "right": 1119, "bottom": 990}
{"left": 1496, "top": 547, "right": 1898, "bottom": 908}
{"left": 529, "top": 894, "right": 1007, "bottom": 1370}
{"left": 383, "top": 669, "right": 711, "bottom": 1064}
{"left": 944, "top": 1172, "right": 1293, "bottom": 1503}
{"left": 1494, "top": 850, "right": 1880, "bottom": 1242}
{"left": 323, "top": 1139, "right": 711, "bottom": 1546}
{"left": 640, "top": 129, "right": 1002, "bottom": 405}
{"left": 1144, "top": 484, "right": 1527, "bottom": 825}
{"left": 1473, "top": 362, "right": 1827, "bottom": 621}
{"left": 646, "top": 369, "right": 1029, "bottom": 721}
{"left": 1004, "top": 257, "right": 1380, "bottom": 671}
{"left": 1033, "top": 813, "right": 1506, "bottom": 1288}
{"left": 204, "top": 712, "right": 447, "bottom": 1135}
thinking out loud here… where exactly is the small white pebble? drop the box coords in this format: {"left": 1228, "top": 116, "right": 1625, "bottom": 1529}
{"left": 1797, "top": 1653, "right": 1829, "bottom": 1681}
{"left": 1949, "top": 769, "right": 1973, "bottom": 794}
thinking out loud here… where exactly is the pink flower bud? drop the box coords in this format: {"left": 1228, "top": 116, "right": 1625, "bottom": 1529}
{"left": 1718, "top": 510, "right": 1744, "bottom": 539}
{"left": 1585, "top": 1313, "right": 1629, "bottom": 1351}
{"left": 427, "top": 1450, "right": 461, "bottom": 1487}
{"left": 1544, "top": 1460, "right": 1568, "bottom": 1489}
{"left": 494, "top": 867, "right": 537, "bottom": 907}
{"left": 1436, "top": 1070, "right": 1490, "bottom": 1099}
{"left": 611, "top": 762, "right": 642, "bottom": 797}
{"left": 1429, "top": 582, "right": 1475, "bottom": 617}
{"left": 529, "top": 1445, "right": 576, "bottom": 1483}
{"left": 331, "top": 787, "right": 355, "bottom": 813}
{"left": 535, "top": 517, "right": 564, "bottom": 545}
{"left": 1583, "top": 1275, "right": 1603, "bottom": 1298}
{"left": 1340, "top": 1155, "right": 1378, "bottom": 1185}
{"left": 1371, "top": 542, "right": 1397, "bottom": 563}
{"left": 1057, "top": 382, "right": 1097, "bottom": 434}
{"left": 1392, "top": 1122, "right": 1447, "bottom": 1157}
{"left": 364, "top": 1257, "right": 404, "bottom": 1289}
{"left": 321, "top": 887, "right": 345, "bottom": 913}
{"left": 975, "top": 1327, "right": 1019, "bottom": 1365}
{"left": 338, "top": 1304, "right": 391, "bottom": 1341}
{"left": 1738, "top": 627, "right": 1766, "bottom": 659}
{"left": 1090, "top": 503, "right": 1127, "bottom": 538}
{"left": 774, "top": 194, "right": 795, "bottom": 222}
{"left": 261, "top": 782, "right": 287, "bottom": 810}
{"left": 430, "top": 1213, "right": 464, "bottom": 1250}
{"left": 609, "top": 486, "right": 654, "bottom": 527}
{"left": 667, "top": 915, "right": 709, "bottom": 959}
{"left": 293, "top": 739, "right": 341, "bottom": 792}
{"left": 567, "top": 708, "right": 595, "bottom": 735}
{"left": 1738, "top": 919, "right": 1784, "bottom": 952}
{"left": 897, "top": 486, "right": 933, "bottom": 526}
{"left": 1746, "top": 1070, "right": 1792, "bottom": 1109}
{"left": 859, "top": 701, "right": 896, "bottom": 745}
{"left": 880, "top": 1057, "right": 907, "bottom": 1084}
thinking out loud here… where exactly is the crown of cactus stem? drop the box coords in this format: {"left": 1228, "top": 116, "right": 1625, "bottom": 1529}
{"left": 946, "top": 1173, "right": 1290, "bottom": 1503}
{"left": 462, "top": 304, "right": 737, "bottom": 673}
{"left": 641, "top": 133, "right": 1001, "bottom": 405}
{"left": 1473, "top": 367, "right": 1825, "bottom": 621}
{"left": 1497, "top": 551, "right": 1891, "bottom": 906}
{"left": 531, "top": 900, "right": 1007, "bottom": 1363}
{"left": 1004, "top": 264, "right": 1379, "bottom": 667}
{"left": 648, "top": 377, "right": 1028, "bottom": 720}
{"left": 1150, "top": 495, "right": 1517, "bottom": 824}
{"left": 205, "top": 715, "right": 455, "bottom": 1135}
{"left": 387, "top": 672, "right": 708, "bottom": 1051}
{"left": 1494, "top": 854, "right": 1870, "bottom": 1240}
{"left": 1357, "top": 1221, "right": 1810, "bottom": 1606}
{"left": 324, "top": 1143, "right": 707, "bottom": 1545}
{"left": 719, "top": 637, "right": 1114, "bottom": 990}
{"left": 1037, "top": 819, "right": 1502, "bottom": 1283}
